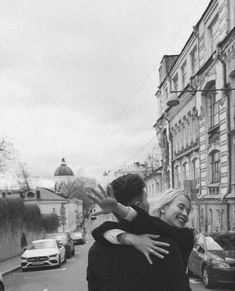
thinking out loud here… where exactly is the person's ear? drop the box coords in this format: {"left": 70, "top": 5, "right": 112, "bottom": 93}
{"left": 160, "top": 207, "right": 165, "bottom": 215}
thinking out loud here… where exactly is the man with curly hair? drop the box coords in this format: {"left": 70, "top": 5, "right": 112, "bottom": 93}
{"left": 86, "top": 174, "right": 170, "bottom": 291}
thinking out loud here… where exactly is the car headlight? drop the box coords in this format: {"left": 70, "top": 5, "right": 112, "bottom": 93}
{"left": 49, "top": 254, "right": 58, "bottom": 258}
{"left": 21, "top": 256, "right": 27, "bottom": 260}
{"left": 211, "top": 259, "right": 230, "bottom": 269}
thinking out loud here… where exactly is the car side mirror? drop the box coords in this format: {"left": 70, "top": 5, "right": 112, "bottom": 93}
{"left": 196, "top": 246, "right": 205, "bottom": 254}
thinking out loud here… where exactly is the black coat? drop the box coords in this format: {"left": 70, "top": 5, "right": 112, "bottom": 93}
{"left": 87, "top": 206, "right": 194, "bottom": 291}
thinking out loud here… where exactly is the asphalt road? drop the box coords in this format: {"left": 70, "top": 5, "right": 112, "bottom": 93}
{"left": 3, "top": 218, "right": 235, "bottom": 291}
{"left": 4, "top": 241, "right": 91, "bottom": 291}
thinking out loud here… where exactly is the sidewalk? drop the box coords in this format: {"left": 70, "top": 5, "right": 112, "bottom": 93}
{"left": 0, "top": 256, "right": 20, "bottom": 276}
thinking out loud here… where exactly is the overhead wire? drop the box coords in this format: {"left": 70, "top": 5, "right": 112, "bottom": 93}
{"left": 104, "top": 1, "right": 208, "bottom": 171}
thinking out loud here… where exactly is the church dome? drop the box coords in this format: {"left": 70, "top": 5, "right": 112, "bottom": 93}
{"left": 54, "top": 158, "right": 74, "bottom": 177}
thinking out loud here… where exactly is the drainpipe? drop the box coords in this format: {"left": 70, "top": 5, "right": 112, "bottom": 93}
{"left": 217, "top": 46, "right": 231, "bottom": 231}
{"left": 163, "top": 114, "right": 174, "bottom": 189}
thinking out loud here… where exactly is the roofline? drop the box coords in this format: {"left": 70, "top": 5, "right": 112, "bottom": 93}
{"left": 155, "top": 0, "right": 215, "bottom": 92}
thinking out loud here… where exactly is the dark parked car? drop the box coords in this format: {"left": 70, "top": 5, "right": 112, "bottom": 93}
{"left": 188, "top": 231, "right": 235, "bottom": 288}
{"left": 45, "top": 232, "right": 75, "bottom": 258}
{"left": 71, "top": 231, "right": 86, "bottom": 245}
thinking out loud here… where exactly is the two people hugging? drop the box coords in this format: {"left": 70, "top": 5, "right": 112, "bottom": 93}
{"left": 87, "top": 174, "right": 194, "bottom": 291}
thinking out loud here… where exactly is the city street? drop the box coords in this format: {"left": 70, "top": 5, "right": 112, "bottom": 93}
{"left": 3, "top": 218, "right": 235, "bottom": 291}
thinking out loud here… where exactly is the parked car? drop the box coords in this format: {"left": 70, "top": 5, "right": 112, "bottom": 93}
{"left": 21, "top": 239, "right": 66, "bottom": 271}
{"left": 71, "top": 231, "right": 86, "bottom": 245}
{"left": 45, "top": 232, "right": 75, "bottom": 258}
{"left": 188, "top": 231, "right": 235, "bottom": 288}
{"left": 0, "top": 272, "right": 5, "bottom": 291}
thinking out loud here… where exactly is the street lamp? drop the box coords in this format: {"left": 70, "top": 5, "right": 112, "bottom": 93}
{"left": 166, "top": 93, "right": 180, "bottom": 107}
{"left": 167, "top": 87, "right": 234, "bottom": 107}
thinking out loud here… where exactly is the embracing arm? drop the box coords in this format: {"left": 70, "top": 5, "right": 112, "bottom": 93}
{"left": 92, "top": 220, "right": 169, "bottom": 264}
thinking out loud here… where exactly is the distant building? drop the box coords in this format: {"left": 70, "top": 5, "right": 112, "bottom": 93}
{"left": 0, "top": 189, "right": 23, "bottom": 199}
{"left": 114, "top": 162, "right": 148, "bottom": 179}
{"left": 24, "top": 187, "right": 82, "bottom": 232}
{"left": 54, "top": 158, "right": 74, "bottom": 192}
{"left": 144, "top": 168, "right": 163, "bottom": 203}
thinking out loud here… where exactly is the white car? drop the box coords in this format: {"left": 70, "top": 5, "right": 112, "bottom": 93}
{"left": 0, "top": 272, "right": 5, "bottom": 291}
{"left": 21, "top": 239, "right": 66, "bottom": 270}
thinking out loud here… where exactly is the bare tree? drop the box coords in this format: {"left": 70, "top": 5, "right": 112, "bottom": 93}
{"left": 16, "top": 162, "right": 32, "bottom": 191}
{"left": 61, "top": 176, "right": 96, "bottom": 197}
{"left": 60, "top": 175, "right": 97, "bottom": 219}
{"left": 145, "top": 143, "right": 162, "bottom": 180}
{"left": 0, "top": 138, "right": 15, "bottom": 175}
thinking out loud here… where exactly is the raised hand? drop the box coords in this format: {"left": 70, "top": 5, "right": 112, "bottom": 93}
{"left": 87, "top": 184, "right": 119, "bottom": 216}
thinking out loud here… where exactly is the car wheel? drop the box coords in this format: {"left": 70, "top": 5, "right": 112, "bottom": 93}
{"left": 0, "top": 282, "right": 4, "bottom": 291}
{"left": 72, "top": 247, "right": 75, "bottom": 256}
{"left": 202, "top": 266, "right": 214, "bottom": 289}
{"left": 57, "top": 256, "right": 61, "bottom": 268}
{"left": 67, "top": 248, "right": 71, "bottom": 258}
{"left": 63, "top": 254, "right": 67, "bottom": 263}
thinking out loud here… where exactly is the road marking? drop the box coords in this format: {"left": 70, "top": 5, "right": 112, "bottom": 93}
{"left": 62, "top": 268, "right": 66, "bottom": 271}
{"left": 43, "top": 289, "right": 48, "bottom": 291}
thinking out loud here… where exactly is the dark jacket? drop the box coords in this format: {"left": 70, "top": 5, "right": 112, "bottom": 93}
{"left": 87, "top": 205, "right": 194, "bottom": 291}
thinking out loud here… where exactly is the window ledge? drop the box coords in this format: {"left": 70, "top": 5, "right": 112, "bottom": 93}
{"left": 207, "top": 183, "right": 220, "bottom": 188}
{"left": 207, "top": 124, "right": 219, "bottom": 134}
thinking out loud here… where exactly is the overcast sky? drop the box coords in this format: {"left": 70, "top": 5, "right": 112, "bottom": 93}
{"left": 0, "top": 0, "right": 210, "bottom": 188}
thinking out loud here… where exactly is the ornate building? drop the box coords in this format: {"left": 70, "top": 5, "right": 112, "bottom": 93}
{"left": 54, "top": 158, "right": 74, "bottom": 192}
{"left": 154, "top": 0, "right": 235, "bottom": 232}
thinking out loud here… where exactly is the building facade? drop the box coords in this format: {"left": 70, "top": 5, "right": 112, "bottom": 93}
{"left": 154, "top": 0, "right": 235, "bottom": 232}
{"left": 24, "top": 187, "right": 83, "bottom": 232}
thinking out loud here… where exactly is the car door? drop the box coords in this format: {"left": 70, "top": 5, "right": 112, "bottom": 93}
{"left": 189, "top": 234, "right": 205, "bottom": 276}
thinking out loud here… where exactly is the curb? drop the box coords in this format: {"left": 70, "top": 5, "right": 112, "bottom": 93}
{"left": 2, "top": 265, "right": 20, "bottom": 276}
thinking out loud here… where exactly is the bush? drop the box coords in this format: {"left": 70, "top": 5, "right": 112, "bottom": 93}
{"left": 41, "top": 213, "right": 59, "bottom": 233}
{"left": 0, "top": 199, "right": 41, "bottom": 232}
{"left": 0, "top": 199, "right": 25, "bottom": 230}
{"left": 24, "top": 204, "right": 42, "bottom": 231}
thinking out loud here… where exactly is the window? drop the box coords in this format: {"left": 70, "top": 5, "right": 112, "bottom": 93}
{"left": 175, "top": 165, "right": 181, "bottom": 188}
{"left": 172, "top": 74, "right": 178, "bottom": 91}
{"left": 230, "top": 89, "right": 235, "bottom": 129}
{"left": 208, "top": 15, "right": 219, "bottom": 55}
{"left": 231, "top": 135, "right": 235, "bottom": 189}
{"left": 192, "top": 159, "right": 200, "bottom": 185}
{"left": 181, "top": 62, "right": 187, "bottom": 89}
{"left": 209, "top": 91, "right": 219, "bottom": 127}
{"left": 210, "top": 151, "right": 220, "bottom": 183}
{"left": 190, "top": 47, "right": 197, "bottom": 75}
{"left": 182, "top": 162, "right": 190, "bottom": 180}
{"left": 209, "top": 209, "right": 213, "bottom": 230}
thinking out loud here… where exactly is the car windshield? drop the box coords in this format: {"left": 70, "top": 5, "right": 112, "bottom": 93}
{"left": 206, "top": 233, "right": 235, "bottom": 251}
{"left": 46, "top": 234, "right": 67, "bottom": 243}
{"left": 72, "top": 233, "right": 82, "bottom": 237}
{"left": 27, "top": 240, "right": 56, "bottom": 250}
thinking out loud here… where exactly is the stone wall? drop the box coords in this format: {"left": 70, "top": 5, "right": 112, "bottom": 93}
{"left": 0, "top": 220, "right": 44, "bottom": 261}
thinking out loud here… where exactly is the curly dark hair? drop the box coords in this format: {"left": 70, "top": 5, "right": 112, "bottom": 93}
{"left": 110, "top": 174, "right": 146, "bottom": 205}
